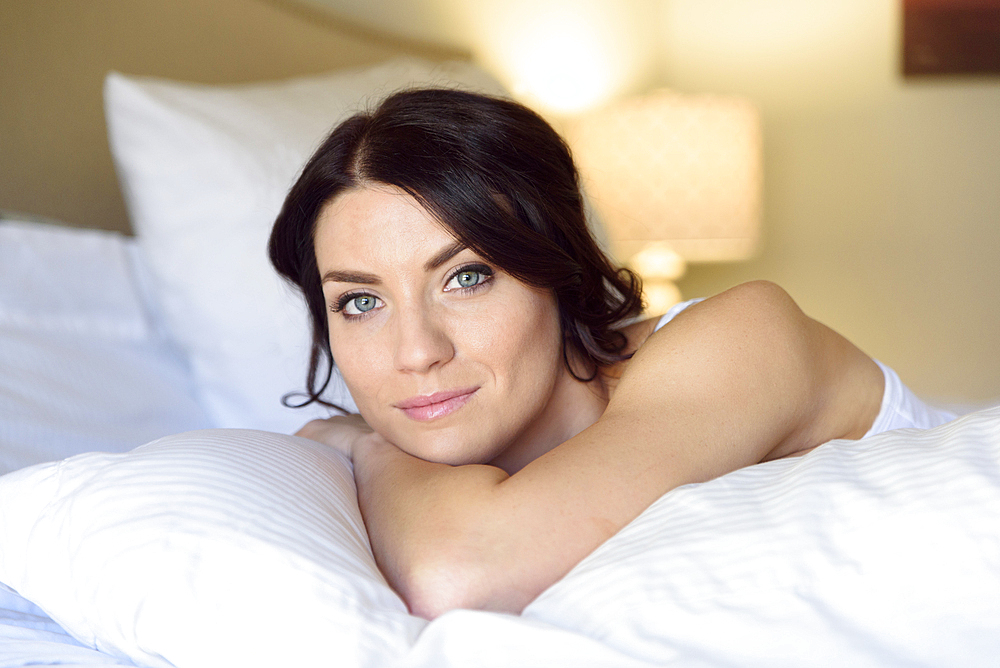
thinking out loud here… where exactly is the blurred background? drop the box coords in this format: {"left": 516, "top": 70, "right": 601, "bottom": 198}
{"left": 3, "top": 0, "right": 999, "bottom": 406}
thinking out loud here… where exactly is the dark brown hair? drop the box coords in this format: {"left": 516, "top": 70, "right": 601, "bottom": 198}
{"left": 268, "top": 87, "right": 642, "bottom": 410}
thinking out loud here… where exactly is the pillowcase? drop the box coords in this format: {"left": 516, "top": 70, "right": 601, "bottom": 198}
{"left": 523, "top": 406, "right": 1000, "bottom": 667}
{"left": 0, "top": 429, "right": 424, "bottom": 667}
{"left": 104, "top": 58, "right": 510, "bottom": 434}
{"left": 3, "top": 409, "right": 999, "bottom": 666}
{"left": 0, "top": 218, "right": 212, "bottom": 473}
{"left": 0, "top": 214, "right": 148, "bottom": 340}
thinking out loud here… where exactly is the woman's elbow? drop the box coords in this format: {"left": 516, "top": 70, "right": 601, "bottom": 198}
{"left": 396, "top": 565, "right": 477, "bottom": 620}
{"left": 399, "top": 558, "right": 473, "bottom": 620}
{"left": 395, "top": 550, "right": 531, "bottom": 620}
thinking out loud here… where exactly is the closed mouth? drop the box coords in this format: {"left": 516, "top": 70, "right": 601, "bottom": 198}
{"left": 395, "top": 387, "right": 479, "bottom": 421}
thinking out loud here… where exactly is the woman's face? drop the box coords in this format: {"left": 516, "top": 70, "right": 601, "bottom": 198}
{"left": 313, "top": 185, "right": 570, "bottom": 466}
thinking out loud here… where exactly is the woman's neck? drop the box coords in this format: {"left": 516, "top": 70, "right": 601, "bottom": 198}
{"left": 487, "top": 367, "right": 608, "bottom": 475}
{"left": 487, "top": 315, "right": 663, "bottom": 475}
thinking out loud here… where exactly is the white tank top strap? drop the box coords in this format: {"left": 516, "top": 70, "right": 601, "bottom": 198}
{"left": 653, "top": 298, "right": 705, "bottom": 332}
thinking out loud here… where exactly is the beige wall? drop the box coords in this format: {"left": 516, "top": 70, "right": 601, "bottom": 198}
{"left": 658, "top": 0, "right": 1000, "bottom": 406}
{"left": 0, "top": 0, "right": 461, "bottom": 233}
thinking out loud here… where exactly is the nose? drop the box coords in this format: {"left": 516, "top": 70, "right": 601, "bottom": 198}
{"left": 392, "top": 306, "right": 455, "bottom": 374}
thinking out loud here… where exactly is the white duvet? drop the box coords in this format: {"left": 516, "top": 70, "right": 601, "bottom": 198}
{"left": 2, "top": 410, "right": 1000, "bottom": 668}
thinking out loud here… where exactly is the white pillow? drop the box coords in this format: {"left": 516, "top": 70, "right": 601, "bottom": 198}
{"left": 0, "top": 215, "right": 149, "bottom": 341}
{"left": 524, "top": 406, "right": 1000, "bottom": 667}
{"left": 0, "top": 218, "right": 212, "bottom": 473}
{"left": 3, "top": 412, "right": 1000, "bottom": 666}
{"left": 0, "top": 429, "right": 424, "bottom": 667}
{"left": 104, "top": 59, "right": 510, "bottom": 433}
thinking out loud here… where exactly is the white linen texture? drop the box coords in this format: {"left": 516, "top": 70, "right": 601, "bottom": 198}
{"left": 2, "top": 408, "right": 999, "bottom": 667}
{"left": 0, "top": 218, "right": 212, "bottom": 473}
{"left": 0, "top": 429, "right": 423, "bottom": 667}
{"left": 103, "top": 58, "right": 509, "bottom": 434}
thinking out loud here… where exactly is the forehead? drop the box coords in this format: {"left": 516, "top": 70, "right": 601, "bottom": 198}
{"left": 314, "top": 185, "right": 455, "bottom": 264}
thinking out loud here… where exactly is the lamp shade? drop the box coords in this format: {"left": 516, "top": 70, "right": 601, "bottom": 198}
{"left": 570, "top": 90, "right": 762, "bottom": 264}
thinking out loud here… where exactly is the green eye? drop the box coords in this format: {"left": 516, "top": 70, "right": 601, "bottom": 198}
{"left": 338, "top": 293, "right": 381, "bottom": 317}
{"left": 352, "top": 296, "right": 377, "bottom": 312}
{"left": 457, "top": 270, "right": 480, "bottom": 287}
{"left": 447, "top": 264, "right": 493, "bottom": 291}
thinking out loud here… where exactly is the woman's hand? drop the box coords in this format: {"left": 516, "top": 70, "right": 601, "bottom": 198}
{"left": 294, "top": 413, "right": 377, "bottom": 460}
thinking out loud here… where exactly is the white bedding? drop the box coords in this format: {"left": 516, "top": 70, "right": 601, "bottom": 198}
{"left": 3, "top": 58, "right": 1000, "bottom": 666}
{"left": 3, "top": 402, "right": 1000, "bottom": 667}
{"left": 3, "top": 410, "right": 1000, "bottom": 668}
{"left": 0, "top": 218, "right": 212, "bottom": 475}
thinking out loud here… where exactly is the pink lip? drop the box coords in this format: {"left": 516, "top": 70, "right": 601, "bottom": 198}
{"left": 395, "top": 387, "right": 479, "bottom": 422}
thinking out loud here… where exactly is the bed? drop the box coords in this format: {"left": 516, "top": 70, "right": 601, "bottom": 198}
{"left": 3, "top": 3, "right": 1000, "bottom": 667}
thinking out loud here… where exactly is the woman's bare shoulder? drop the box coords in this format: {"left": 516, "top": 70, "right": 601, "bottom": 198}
{"left": 608, "top": 282, "right": 791, "bottom": 383}
{"left": 607, "top": 280, "right": 884, "bottom": 457}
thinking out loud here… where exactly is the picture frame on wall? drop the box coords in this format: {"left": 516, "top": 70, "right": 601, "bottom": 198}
{"left": 903, "top": 0, "right": 1000, "bottom": 75}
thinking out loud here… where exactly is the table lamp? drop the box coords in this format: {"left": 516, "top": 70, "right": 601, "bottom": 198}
{"left": 569, "top": 90, "right": 763, "bottom": 312}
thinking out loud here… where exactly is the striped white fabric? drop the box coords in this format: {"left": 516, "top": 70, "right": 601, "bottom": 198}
{"left": 0, "top": 429, "right": 424, "bottom": 668}
{"left": 524, "top": 406, "right": 1000, "bottom": 667}
{"left": 3, "top": 411, "right": 1000, "bottom": 667}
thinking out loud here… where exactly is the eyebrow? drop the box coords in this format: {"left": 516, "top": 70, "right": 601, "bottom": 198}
{"left": 424, "top": 241, "right": 466, "bottom": 272}
{"left": 321, "top": 269, "right": 380, "bottom": 285}
{"left": 320, "top": 241, "right": 468, "bottom": 285}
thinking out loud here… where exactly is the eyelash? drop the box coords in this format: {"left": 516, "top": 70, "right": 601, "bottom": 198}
{"left": 329, "top": 263, "right": 495, "bottom": 321}
{"left": 444, "top": 263, "right": 494, "bottom": 293}
{"left": 331, "top": 292, "right": 380, "bottom": 320}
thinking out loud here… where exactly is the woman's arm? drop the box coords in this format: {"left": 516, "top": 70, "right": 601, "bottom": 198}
{"left": 321, "top": 281, "right": 884, "bottom": 618}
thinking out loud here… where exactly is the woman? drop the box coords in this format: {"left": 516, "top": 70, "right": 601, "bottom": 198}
{"left": 268, "top": 88, "right": 954, "bottom": 620}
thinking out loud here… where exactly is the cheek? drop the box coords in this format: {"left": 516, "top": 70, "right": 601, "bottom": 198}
{"left": 327, "top": 331, "right": 386, "bottom": 411}
{"left": 471, "top": 292, "right": 563, "bottom": 390}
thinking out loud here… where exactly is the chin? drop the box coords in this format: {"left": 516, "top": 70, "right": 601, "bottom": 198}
{"left": 391, "top": 423, "right": 505, "bottom": 467}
